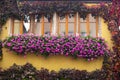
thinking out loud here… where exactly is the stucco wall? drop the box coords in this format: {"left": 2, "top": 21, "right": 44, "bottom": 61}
{"left": 0, "top": 19, "right": 9, "bottom": 40}
{"left": 0, "top": 48, "right": 103, "bottom": 72}
{"left": 101, "top": 18, "right": 113, "bottom": 49}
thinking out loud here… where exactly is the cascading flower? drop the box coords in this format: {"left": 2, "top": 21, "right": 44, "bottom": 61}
{"left": 3, "top": 34, "right": 110, "bottom": 60}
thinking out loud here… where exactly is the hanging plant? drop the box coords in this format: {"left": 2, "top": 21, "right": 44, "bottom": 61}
{"left": 3, "top": 34, "right": 110, "bottom": 61}
{"left": 17, "top": 1, "right": 109, "bottom": 21}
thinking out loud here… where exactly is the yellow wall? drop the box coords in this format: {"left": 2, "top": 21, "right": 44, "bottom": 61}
{"left": 101, "top": 18, "right": 113, "bottom": 49}
{"left": 0, "top": 48, "right": 103, "bottom": 72}
{"left": 0, "top": 4, "right": 113, "bottom": 72}
{"left": 0, "top": 19, "right": 9, "bottom": 40}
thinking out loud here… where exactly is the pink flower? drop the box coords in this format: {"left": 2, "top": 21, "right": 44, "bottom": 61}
{"left": 7, "top": 43, "right": 12, "bottom": 46}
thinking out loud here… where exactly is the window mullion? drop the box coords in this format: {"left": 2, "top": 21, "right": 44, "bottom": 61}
{"left": 11, "top": 18, "right": 14, "bottom": 35}
{"left": 86, "top": 14, "right": 90, "bottom": 36}
{"left": 96, "top": 17, "right": 99, "bottom": 37}
{"left": 30, "top": 15, "right": 35, "bottom": 33}
{"left": 74, "top": 13, "right": 77, "bottom": 35}
{"left": 41, "top": 15, "right": 44, "bottom": 36}
{"left": 57, "top": 15, "right": 60, "bottom": 35}
{"left": 50, "top": 19, "right": 52, "bottom": 35}
{"left": 52, "top": 13, "right": 57, "bottom": 35}
{"left": 20, "top": 19, "right": 23, "bottom": 34}
{"left": 78, "top": 13, "right": 80, "bottom": 34}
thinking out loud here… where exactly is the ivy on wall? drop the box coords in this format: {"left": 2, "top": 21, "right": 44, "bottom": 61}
{"left": 106, "top": 0, "right": 120, "bottom": 79}
{"left": 0, "top": 0, "right": 110, "bottom": 26}
{"left": 0, "top": 0, "right": 21, "bottom": 31}
{"left": 18, "top": 1, "right": 109, "bottom": 21}
{"left": 0, "top": 61, "right": 112, "bottom": 80}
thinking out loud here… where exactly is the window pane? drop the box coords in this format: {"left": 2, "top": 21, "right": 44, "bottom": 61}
{"left": 14, "top": 22, "right": 20, "bottom": 35}
{"left": 34, "top": 22, "right": 40, "bottom": 35}
{"left": 80, "top": 23, "right": 87, "bottom": 37}
{"left": 44, "top": 17, "right": 51, "bottom": 35}
{"left": 14, "top": 20, "right": 20, "bottom": 23}
{"left": 60, "top": 23, "right": 65, "bottom": 35}
{"left": 68, "top": 17, "right": 74, "bottom": 35}
{"left": 14, "top": 20, "right": 20, "bottom": 35}
{"left": 60, "top": 18, "right": 65, "bottom": 22}
{"left": 89, "top": 14, "right": 96, "bottom": 22}
{"left": 44, "top": 22, "right": 50, "bottom": 35}
{"left": 23, "top": 20, "right": 30, "bottom": 34}
{"left": 80, "top": 18, "right": 86, "bottom": 22}
{"left": 44, "top": 17, "right": 48, "bottom": 22}
{"left": 69, "top": 17, "right": 74, "bottom": 22}
{"left": 90, "top": 23, "right": 96, "bottom": 37}
{"left": 68, "top": 23, "right": 74, "bottom": 35}
{"left": 59, "top": 17, "right": 65, "bottom": 35}
{"left": 23, "top": 15, "right": 30, "bottom": 34}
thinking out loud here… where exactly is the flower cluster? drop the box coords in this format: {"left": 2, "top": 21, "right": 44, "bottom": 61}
{"left": 3, "top": 34, "right": 110, "bottom": 60}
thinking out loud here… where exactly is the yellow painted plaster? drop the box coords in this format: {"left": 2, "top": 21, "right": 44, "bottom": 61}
{"left": 0, "top": 19, "right": 9, "bottom": 40}
{"left": 0, "top": 48, "right": 103, "bottom": 72}
{"left": 101, "top": 18, "right": 113, "bottom": 49}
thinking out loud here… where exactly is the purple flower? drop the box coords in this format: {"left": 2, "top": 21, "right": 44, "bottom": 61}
{"left": 3, "top": 34, "right": 110, "bottom": 60}
{"left": 7, "top": 43, "right": 12, "bottom": 47}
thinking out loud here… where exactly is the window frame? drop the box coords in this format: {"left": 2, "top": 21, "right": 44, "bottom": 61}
{"left": 10, "top": 13, "right": 100, "bottom": 37}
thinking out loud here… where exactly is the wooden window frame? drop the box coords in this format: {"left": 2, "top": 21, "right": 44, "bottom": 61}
{"left": 11, "top": 18, "right": 14, "bottom": 35}
{"left": 10, "top": 13, "right": 99, "bottom": 37}
{"left": 86, "top": 14, "right": 90, "bottom": 36}
{"left": 20, "top": 19, "right": 23, "bottom": 34}
{"left": 41, "top": 15, "right": 44, "bottom": 36}
{"left": 57, "top": 13, "right": 99, "bottom": 37}
{"left": 40, "top": 15, "right": 52, "bottom": 36}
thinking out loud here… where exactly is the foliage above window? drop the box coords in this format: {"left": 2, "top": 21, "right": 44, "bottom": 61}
{"left": 0, "top": 0, "right": 20, "bottom": 27}
{"left": 0, "top": 0, "right": 110, "bottom": 26}
{"left": 18, "top": 1, "right": 109, "bottom": 21}
{"left": 3, "top": 34, "right": 110, "bottom": 60}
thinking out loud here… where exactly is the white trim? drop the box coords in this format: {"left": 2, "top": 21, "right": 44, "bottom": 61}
{"left": 52, "top": 12, "right": 57, "bottom": 35}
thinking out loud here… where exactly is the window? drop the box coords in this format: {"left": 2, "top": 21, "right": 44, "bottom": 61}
{"left": 10, "top": 13, "right": 101, "bottom": 37}
{"left": 10, "top": 18, "right": 25, "bottom": 35}
{"left": 10, "top": 15, "right": 52, "bottom": 36}
{"left": 79, "top": 14, "right": 100, "bottom": 37}
{"left": 57, "top": 13, "right": 100, "bottom": 37}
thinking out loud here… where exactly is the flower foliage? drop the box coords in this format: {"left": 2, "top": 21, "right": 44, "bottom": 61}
{"left": 18, "top": 1, "right": 109, "bottom": 21}
{"left": 3, "top": 34, "right": 110, "bottom": 60}
{"left": 0, "top": 0, "right": 110, "bottom": 27}
{"left": 106, "top": 0, "right": 120, "bottom": 80}
{"left": 0, "top": 63, "right": 110, "bottom": 80}
{"left": 0, "top": 0, "right": 20, "bottom": 28}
